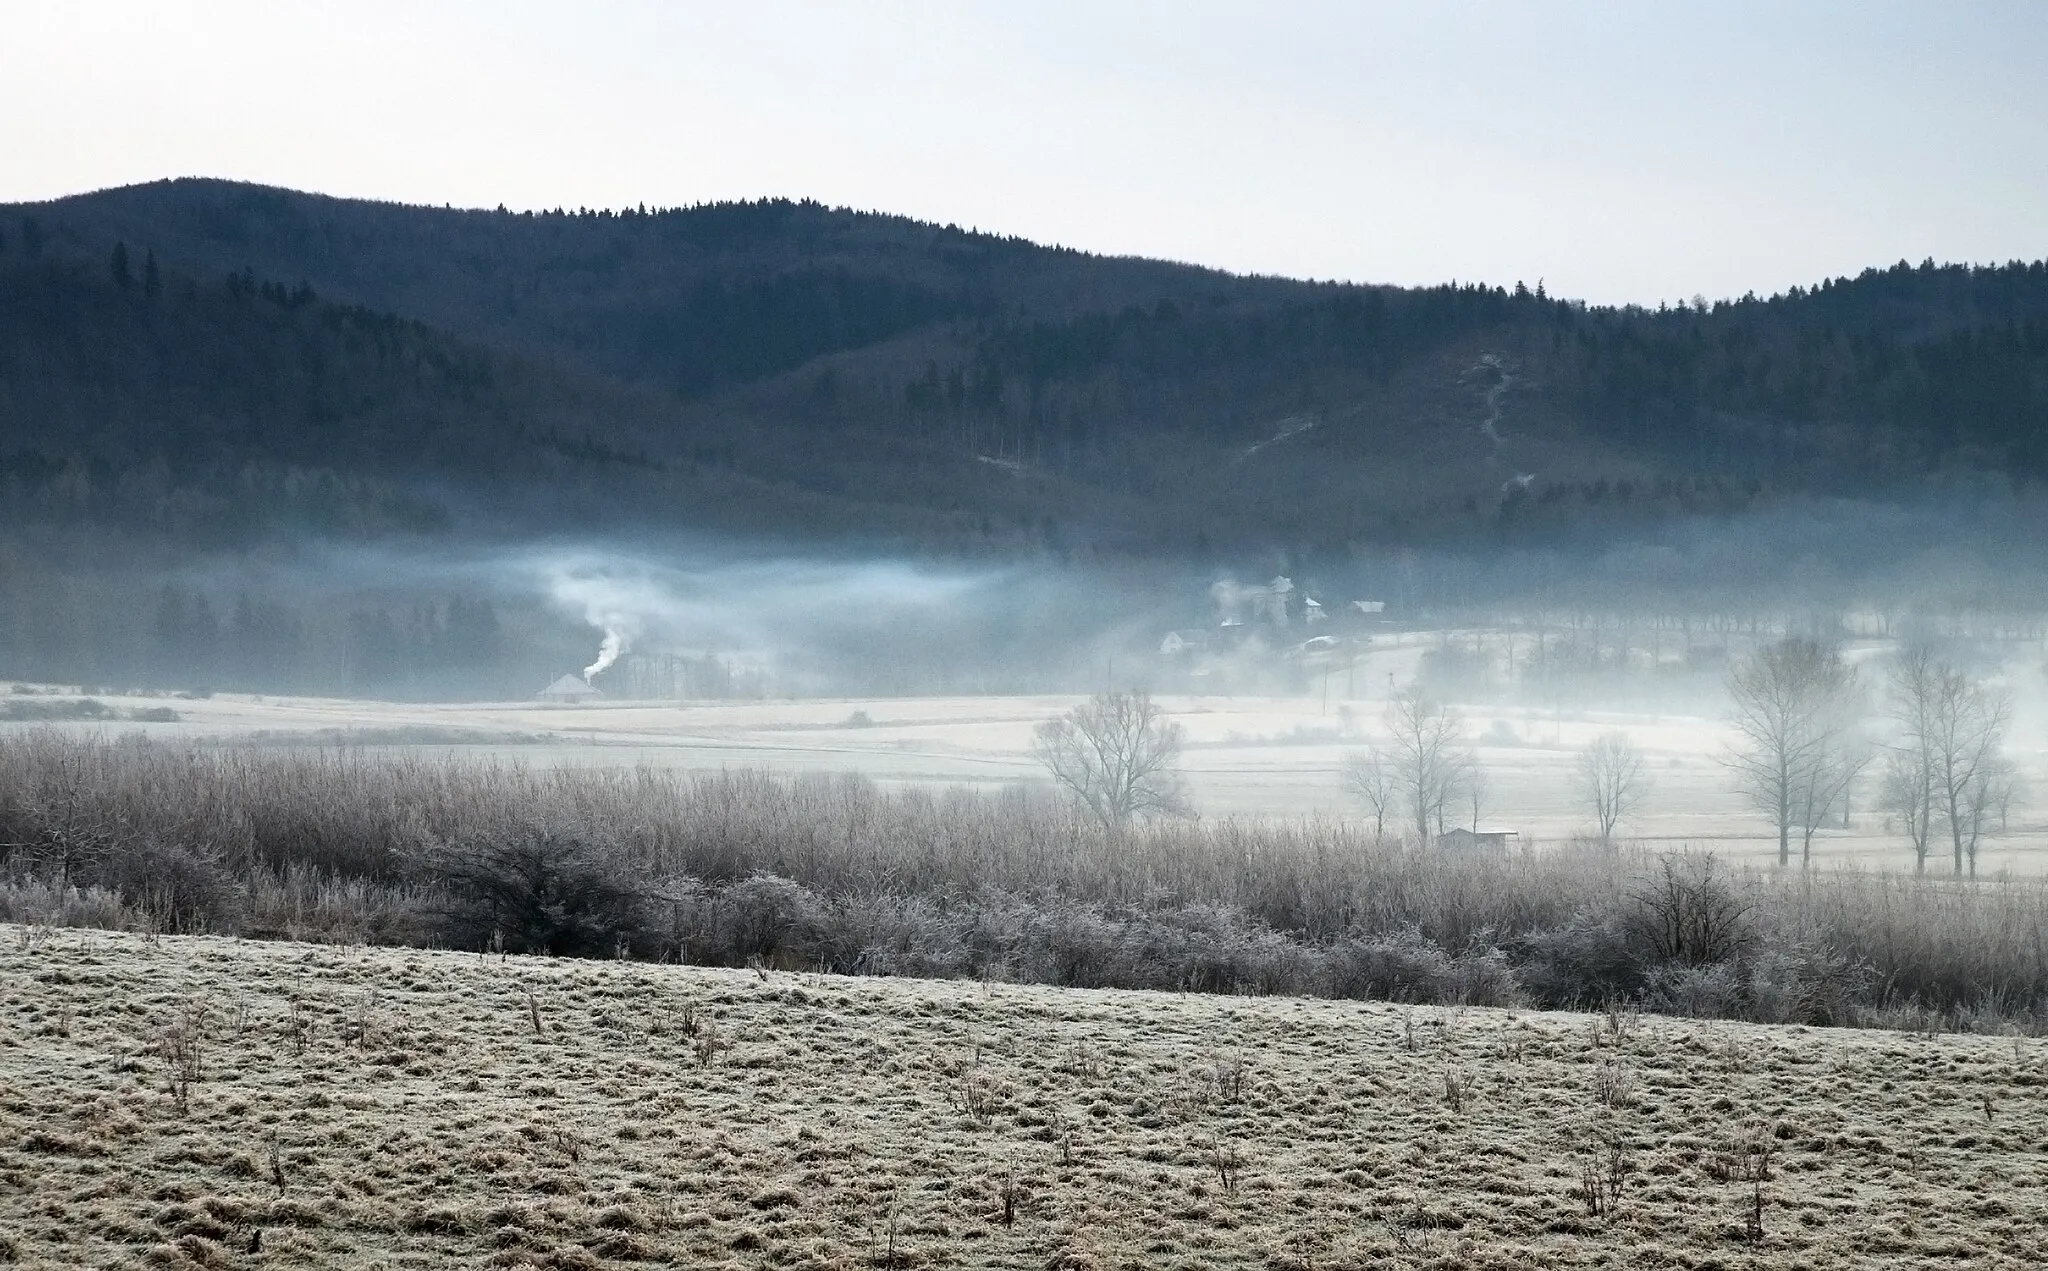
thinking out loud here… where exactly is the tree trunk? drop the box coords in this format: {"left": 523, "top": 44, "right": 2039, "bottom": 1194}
{"left": 1777, "top": 785, "right": 1791, "bottom": 868}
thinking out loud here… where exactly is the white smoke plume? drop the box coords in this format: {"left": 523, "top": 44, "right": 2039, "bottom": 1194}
{"left": 583, "top": 627, "right": 627, "bottom": 682}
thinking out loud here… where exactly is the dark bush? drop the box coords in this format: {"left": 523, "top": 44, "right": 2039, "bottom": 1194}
{"left": 1625, "top": 853, "right": 1753, "bottom": 965}
{"left": 430, "top": 826, "right": 646, "bottom": 957}
{"left": 1326, "top": 926, "right": 1456, "bottom": 1001}
{"left": 98, "top": 838, "right": 236, "bottom": 932}
{"left": 1517, "top": 916, "right": 1646, "bottom": 1007}
{"left": 716, "top": 873, "right": 825, "bottom": 967}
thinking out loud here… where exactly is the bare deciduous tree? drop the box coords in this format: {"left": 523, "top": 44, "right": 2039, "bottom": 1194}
{"left": 1625, "top": 852, "right": 1753, "bottom": 965}
{"left": 1880, "top": 648, "right": 1940, "bottom": 872}
{"left": 1960, "top": 756, "right": 2017, "bottom": 874}
{"left": 1792, "top": 733, "right": 1872, "bottom": 866}
{"left": 1575, "top": 731, "right": 1650, "bottom": 844}
{"left": 1885, "top": 647, "right": 2013, "bottom": 876}
{"left": 1725, "top": 638, "right": 1862, "bottom": 868}
{"left": 1878, "top": 745, "right": 1935, "bottom": 871}
{"left": 1384, "top": 688, "right": 1465, "bottom": 842}
{"left": 1340, "top": 747, "right": 1397, "bottom": 840}
{"left": 1460, "top": 751, "right": 1488, "bottom": 834}
{"left": 1033, "top": 691, "right": 1190, "bottom": 834}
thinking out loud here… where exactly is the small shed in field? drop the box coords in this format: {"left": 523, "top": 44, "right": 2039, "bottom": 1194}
{"left": 1436, "top": 827, "right": 1517, "bottom": 854}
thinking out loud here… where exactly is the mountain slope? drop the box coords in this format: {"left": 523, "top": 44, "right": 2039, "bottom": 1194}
{"left": 0, "top": 255, "right": 1116, "bottom": 550}
{"left": 6, "top": 179, "right": 2048, "bottom": 555}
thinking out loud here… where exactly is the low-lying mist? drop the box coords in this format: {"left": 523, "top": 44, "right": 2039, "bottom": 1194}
{"left": 7, "top": 491, "right": 2048, "bottom": 707}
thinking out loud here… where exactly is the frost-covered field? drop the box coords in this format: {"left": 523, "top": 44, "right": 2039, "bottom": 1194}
{"left": 3, "top": 927, "right": 2047, "bottom": 1270}
{"left": 8, "top": 679, "right": 2048, "bottom": 873}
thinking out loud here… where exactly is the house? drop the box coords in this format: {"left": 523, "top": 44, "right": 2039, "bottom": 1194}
{"left": 1159, "top": 630, "right": 1210, "bottom": 656}
{"left": 536, "top": 674, "right": 602, "bottom": 704}
{"left": 1436, "top": 827, "right": 1518, "bottom": 853}
{"left": 1211, "top": 575, "right": 1306, "bottom": 628}
{"left": 1256, "top": 575, "right": 1295, "bottom": 626}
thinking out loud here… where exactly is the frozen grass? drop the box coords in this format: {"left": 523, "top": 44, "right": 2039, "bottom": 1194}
{"left": 1, "top": 926, "right": 2045, "bottom": 1269}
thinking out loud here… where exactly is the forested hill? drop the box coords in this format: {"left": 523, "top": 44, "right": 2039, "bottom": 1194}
{"left": 0, "top": 254, "right": 1061, "bottom": 549}
{"left": 5, "top": 178, "right": 2048, "bottom": 556}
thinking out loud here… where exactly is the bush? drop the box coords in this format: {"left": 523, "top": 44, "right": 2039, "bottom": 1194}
{"left": 99, "top": 839, "right": 237, "bottom": 932}
{"left": 717, "top": 873, "right": 824, "bottom": 967}
{"left": 1624, "top": 853, "right": 1754, "bottom": 965}
{"left": 0, "top": 732, "right": 2043, "bottom": 1031}
{"left": 1743, "top": 943, "right": 1875, "bottom": 1027}
{"left": 430, "top": 826, "right": 646, "bottom": 957}
{"left": 1641, "top": 962, "right": 1742, "bottom": 1019}
{"left": 1326, "top": 926, "right": 1456, "bottom": 1001}
{"left": 1516, "top": 916, "right": 1645, "bottom": 1007}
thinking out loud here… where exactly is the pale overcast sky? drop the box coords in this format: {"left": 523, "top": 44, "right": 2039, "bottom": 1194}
{"left": 5, "top": 1, "right": 2045, "bottom": 303}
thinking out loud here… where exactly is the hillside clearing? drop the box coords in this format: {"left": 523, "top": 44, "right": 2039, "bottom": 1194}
{"left": 1, "top": 928, "right": 2045, "bottom": 1269}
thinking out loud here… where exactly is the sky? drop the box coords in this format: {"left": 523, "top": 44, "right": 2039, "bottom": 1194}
{"left": 4, "top": 1, "right": 2045, "bottom": 304}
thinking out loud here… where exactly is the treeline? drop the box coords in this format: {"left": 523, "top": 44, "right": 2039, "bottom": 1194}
{"left": 1, "top": 734, "right": 2043, "bottom": 1032}
{"left": 0, "top": 564, "right": 578, "bottom": 697}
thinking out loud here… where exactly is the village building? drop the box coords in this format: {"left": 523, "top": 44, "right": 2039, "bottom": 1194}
{"left": 536, "top": 674, "right": 602, "bottom": 703}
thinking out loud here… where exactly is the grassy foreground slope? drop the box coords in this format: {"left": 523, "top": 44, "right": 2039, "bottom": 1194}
{"left": 2, "top": 928, "right": 2045, "bottom": 1270}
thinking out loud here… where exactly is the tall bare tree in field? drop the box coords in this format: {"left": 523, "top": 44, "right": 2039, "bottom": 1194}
{"left": 1792, "top": 730, "right": 1873, "bottom": 865}
{"left": 1574, "top": 731, "right": 1650, "bottom": 844}
{"left": 1341, "top": 747, "right": 1397, "bottom": 840}
{"left": 1459, "top": 750, "right": 1488, "bottom": 834}
{"left": 1384, "top": 688, "right": 1465, "bottom": 842}
{"left": 1881, "top": 648, "right": 1941, "bottom": 872}
{"left": 1033, "top": 691, "right": 1189, "bottom": 834}
{"left": 1725, "top": 638, "right": 1862, "bottom": 868}
{"left": 1884, "top": 647, "right": 2012, "bottom": 876}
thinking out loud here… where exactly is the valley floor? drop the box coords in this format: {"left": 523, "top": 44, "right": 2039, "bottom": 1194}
{"left": 1, "top": 928, "right": 2045, "bottom": 1268}
{"left": 13, "top": 682, "right": 2048, "bottom": 873}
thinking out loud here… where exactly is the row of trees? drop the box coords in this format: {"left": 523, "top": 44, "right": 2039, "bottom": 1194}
{"left": 1337, "top": 640, "right": 2015, "bottom": 874}
{"left": 1031, "top": 687, "right": 1645, "bottom": 846}
{"left": 1730, "top": 638, "right": 2014, "bottom": 875}
{"left": 1035, "top": 642, "right": 2015, "bottom": 876}
{"left": 1340, "top": 695, "right": 1648, "bottom": 846}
